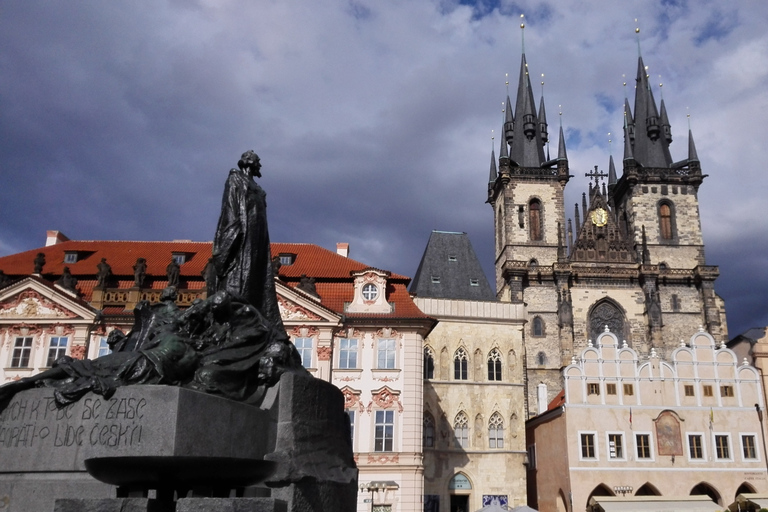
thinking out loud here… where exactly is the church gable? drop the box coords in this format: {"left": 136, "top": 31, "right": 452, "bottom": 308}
{"left": 570, "top": 189, "right": 634, "bottom": 263}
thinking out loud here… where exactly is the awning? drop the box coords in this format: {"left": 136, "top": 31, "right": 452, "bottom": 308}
{"left": 589, "top": 496, "right": 721, "bottom": 512}
{"left": 728, "top": 493, "right": 768, "bottom": 512}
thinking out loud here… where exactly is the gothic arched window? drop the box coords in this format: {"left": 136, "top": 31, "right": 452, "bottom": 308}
{"left": 487, "top": 349, "right": 502, "bottom": 381}
{"left": 423, "top": 347, "right": 435, "bottom": 379}
{"left": 658, "top": 201, "right": 675, "bottom": 240}
{"left": 423, "top": 413, "right": 435, "bottom": 448}
{"left": 529, "top": 199, "right": 543, "bottom": 241}
{"left": 454, "top": 348, "right": 468, "bottom": 380}
{"left": 532, "top": 316, "right": 545, "bottom": 337}
{"left": 536, "top": 351, "right": 547, "bottom": 366}
{"left": 454, "top": 412, "right": 469, "bottom": 448}
{"left": 488, "top": 413, "right": 504, "bottom": 449}
{"left": 589, "top": 300, "right": 627, "bottom": 344}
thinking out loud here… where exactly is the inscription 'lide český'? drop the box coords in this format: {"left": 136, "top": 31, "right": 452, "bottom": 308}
{"left": 0, "top": 395, "right": 146, "bottom": 450}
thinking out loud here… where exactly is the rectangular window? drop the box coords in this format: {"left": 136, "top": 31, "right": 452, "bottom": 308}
{"left": 684, "top": 385, "right": 695, "bottom": 397}
{"left": 278, "top": 253, "right": 295, "bottom": 265}
{"left": 64, "top": 252, "right": 78, "bottom": 264}
{"left": 46, "top": 336, "right": 68, "bottom": 366}
{"left": 608, "top": 433, "right": 623, "bottom": 459}
{"left": 372, "top": 506, "right": 392, "bottom": 512}
{"left": 636, "top": 434, "right": 652, "bottom": 459}
{"left": 338, "top": 338, "right": 358, "bottom": 369}
{"left": 11, "top": 337, "right": 34, "bottom": 368}
{"left": 527, "top": 444, "right": 537, "bottom": 470}
{"left": 623, "top": 384, "right": 634, "bottom": 396}
{"left": 377, "top": 339, "right": 396, "bottom": 369}
{"left": 703, "top": 385, "right": 713, "bottom": 397}
{"left": 171, "top": 253, "right": 186, "bottom": 264}
{"left": 97, "top": 337, "right": 111, "bottom": 358}
{"left": 580, "top": 433, "right": 596, "bottom": 459}
{"left": 347, "top": 409, "right": 355, "bottom": 446}
{"left": 374, "top": 410, "right": 394, "bottom": 452}
{"left": 606, "top": 383, "right": 617, "bottom": 395}
{"left": 720, "top": 386, "right": 734, "bottom": 397}
{"left": 688, "top": 435, "right": 704, "bottom": 459}
{"left": 294, "top": 337, "right": 312, "bottom": 368}
{"left": 742, "top": 435, "right": 757, "bottom": 460}
{"left": 431, "top": 276, "right": 440, "bottom": 283}
{"left": 715, "top": 435, "right": 730, "bottom": 459}
{"left": 588, "top": 383, "right": 600, "bottom": 395}
{"left": 470, "top": 278, "right": 479, "bottom": 286}
{"left": 448, "top": 256, "right": 457, "bottom": 262}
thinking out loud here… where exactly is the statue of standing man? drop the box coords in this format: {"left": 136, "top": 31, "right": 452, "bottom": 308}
{"left": 212, "top": 151, "right": 284, "bottom": 332}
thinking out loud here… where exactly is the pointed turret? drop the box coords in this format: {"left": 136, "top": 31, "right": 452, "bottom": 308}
{"left": 623, "top": 111, "right": 635, "bottom": 163}
{"left": 557, "top": 126, "right": 568, "bottom": 162}
{"left": 539, "top": 96, "right": 549, "bottom": 145}
{"left": 624, "top": 98, "right": 635, "bottom": 144}
{"left": 660, "top": 99, "right": 672, "bottom": 144}
{"left": 574, "top": 203, "right": 581, "bottom": 235}
{"left": 504, "top": 95, "right": 514, "bottom": 143}
{"left": 509, "top": 54, "right": 547, "bottom": 167}
{"left": 608, "top": 155, "right": 617, "bottom": 185}
{"left": 499, "top": 123, "right": 509, "bottom": 160}
{"left": 688, "top": 129, "right": 699, "bottom": 163}
{"left": 488, "top": 148, "right": 498, "bottom": 184}
{"left": 582, "top": 193, "right": 588, "bottom": 218}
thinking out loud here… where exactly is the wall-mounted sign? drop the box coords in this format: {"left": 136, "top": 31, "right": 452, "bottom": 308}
{"left": 449, "top": 474, "right": 472, "bottom": 490}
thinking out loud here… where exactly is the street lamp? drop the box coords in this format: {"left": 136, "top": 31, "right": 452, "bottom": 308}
{"left": 613, "top": 486, "right": 633, "bottom": 497}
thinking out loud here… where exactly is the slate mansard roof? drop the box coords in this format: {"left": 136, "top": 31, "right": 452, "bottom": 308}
{"left": 0, "top": 235, "right": 428, "bottom": 321}
{"left": 410, "top": 230, "right": 495, "bottom": 301}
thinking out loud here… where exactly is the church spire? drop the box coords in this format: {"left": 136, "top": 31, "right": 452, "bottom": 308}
{"left": 631, "top": 55, "right": 673, "bottom": 167}
{"left": 688, "top": 129, "right": 699, "bottom": 163}
{"left": 509, "top": 53, "right": 547, "bottom": 167}
{"left": 557, "top": 125, "right": 568, "bottom": 162}
{"left": 504, "top": 95, "right": 514, "bottom": 144}
{"left": 489, "top": 147, "right": 498, "bottom": 184}
{"left": 608, "top": 154, "right": 617, "bottom": 185}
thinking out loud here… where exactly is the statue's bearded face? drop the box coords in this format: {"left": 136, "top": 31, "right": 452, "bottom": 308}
{"left": 240, "top": 151, "right": 261, "bottom": 177}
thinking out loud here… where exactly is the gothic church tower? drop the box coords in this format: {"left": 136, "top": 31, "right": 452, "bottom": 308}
{"left": 488, "top": 44, "right": 727, "bottom": 415}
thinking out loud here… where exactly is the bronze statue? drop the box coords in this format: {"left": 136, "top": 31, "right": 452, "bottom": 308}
{"left": 212, "top": 151, "right": 283, "bottom": 332}
{"left": 0, "top": 151, "right": 303, "bottom": 407}
{"left": 201, "top": 257, "right": 217, "bottom": 296}
{"left": 166, "top": 259, "right": 181, "bottom": 288}
{"left": 96, "top": 258, "right": 112, "bottom": 290}
{"left": 297, "top": 274, "right": 319, "bottom": 298}
{"left": 33, "top": 252, "right": 45, "bottom": 274}
{"left": 133, "top": 257, "right": 147, "bottom": 287}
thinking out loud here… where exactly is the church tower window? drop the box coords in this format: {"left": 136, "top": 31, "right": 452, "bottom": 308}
{"left": 424, "top": 347, "right": 435, "bottom": 379}
{"left": 588, "top": 300, "right": 627, "bottom": 344}
{"left": 454, "top": 412, "right": 469, "bottom": 448}
{"left": 529, "top": 199, "right": 543, "bottom": 241}
{"left": 532, "top": 316, "right": 545, "bottom": 337}
{"left": 488, "top": 413, "right": 504, "bottom": 449}
{"left": 487, "top": 349, "right": 502, "bottom": 381}
{"left": 658, "top": 201, "right": 675, "bottom": 240}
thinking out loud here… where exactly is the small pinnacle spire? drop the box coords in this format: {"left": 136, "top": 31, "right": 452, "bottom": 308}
{"left": 623, "top": 108, "right": 634, "bottom": 162}
{"left": 688, "top": 128, "right": 699, "bottom": 163}
{"left": 539, "top": 94, "right": 549, "bottom": 145}
{"left": 582, "top": 192, "right": 588, "bottom": 218}
{"left": 489, "top": 137, "right": 498, "bottom": 184}
{"left": 557, "top": 125, "right": 568, "bottom": 161}
{"left": 574, "top": 203, "right": 581, "bottom": 235}
{"left": 660, "top": 99, "right": 672, "bottom": 144}
{"left": 557, "top": 222, "right": 566, "bottom": 262}
{"left": 499, "top": 123, "right": 509, "bottom": 159}
{"left": 608, "top": 154, "right": 617, "bottom": 184}
{"left": 567, "top": 218, "right": 573, "bottom": 251}
{"left": 504, "top": 95, "right": 514, "bottom": 143}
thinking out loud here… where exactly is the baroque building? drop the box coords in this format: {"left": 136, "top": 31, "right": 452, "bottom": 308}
{"left": 411, "top": 231, "right": 528, "bottom": 512}
{"left": 487, "top": 46, "right": 728, "bottom": 413}
{"left": 0, "top": 233, "right": 435, "bottom": 512}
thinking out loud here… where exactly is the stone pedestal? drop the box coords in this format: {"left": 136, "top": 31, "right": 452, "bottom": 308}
{"left": 53, "top": 498, "right": 171, "bottom": 512}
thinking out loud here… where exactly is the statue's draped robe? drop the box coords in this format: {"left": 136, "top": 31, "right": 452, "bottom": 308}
{"left": 212, "top": 169, "right": 284, "bottom": 331}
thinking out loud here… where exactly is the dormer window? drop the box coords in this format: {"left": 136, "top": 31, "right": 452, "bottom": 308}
{"left": 63, "top": 252, "right": 78, "bottom": 264}
{"left": 362, "top": 283, "right": 379, "bottom": 301}
{"left": 448, "top": 255, "right": 457, "bottom": 262}
{"left": 470, "top": 279, "right": 479, "bottom": 287}
{"left": 171, "top": 253, "right": 187, "bottom": 265}
{"left": 431, "top": 276, "right": 440, "bottom": 284}
{"left": 279, "top": 253, "right": 296, "bottom": 265}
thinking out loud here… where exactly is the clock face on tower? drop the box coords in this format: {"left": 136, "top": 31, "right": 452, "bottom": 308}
{"left": 591, "top": 207, "right": 608, "bottom": 227}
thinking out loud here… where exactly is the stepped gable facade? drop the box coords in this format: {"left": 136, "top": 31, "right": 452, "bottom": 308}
{"left": 487, "top": 47, "right": 727, "bottom": 414}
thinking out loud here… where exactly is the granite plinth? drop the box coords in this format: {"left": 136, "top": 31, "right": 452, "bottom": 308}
{"left": 53, "top": 497, "right": 171, "bottom": 512}
{"left": 0, "top": 385, "right": 270, "bottom": 473}
{"left": 176, "top": 497, "right": 287, "bottom": 512}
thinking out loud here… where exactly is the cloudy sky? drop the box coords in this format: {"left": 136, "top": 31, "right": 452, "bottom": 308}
{"left": 1, "top": 1, "right": 766, "bottom": 336}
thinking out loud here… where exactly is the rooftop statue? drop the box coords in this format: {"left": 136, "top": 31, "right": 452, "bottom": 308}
{"left": 0, "top": 151, "right": 303, "bottom": 406}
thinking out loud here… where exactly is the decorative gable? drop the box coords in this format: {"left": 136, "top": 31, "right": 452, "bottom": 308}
{"left": 0, "top": 279, "right": 95, "bottom": 321}
{"left": 275, "top": 281, "right": 341, "bottom": 325}
{"left": 346, "top": 269, "right": 392, "bottom": 314}
{"left": 570, "top": 192, "right": 634, "bottom": 263}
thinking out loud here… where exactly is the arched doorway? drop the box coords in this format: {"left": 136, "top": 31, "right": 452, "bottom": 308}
{"left": 448, "top": 473, "right": 472, "bottom": 512}
{"left": 690, "top": 482, "right": 722, "bottom": 506}
{"left": 736, "top": 482, "right": 757, "bottom": 499}
{"left": 586, "top": 484, "right": 614, "bottom": 511}
{"left": 635, "top": 483, "right": 661, "bottom": 496}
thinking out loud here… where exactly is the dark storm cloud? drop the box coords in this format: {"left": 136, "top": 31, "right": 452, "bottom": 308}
{"left": 1, "top": 1, "right": 766, "bottom": 337}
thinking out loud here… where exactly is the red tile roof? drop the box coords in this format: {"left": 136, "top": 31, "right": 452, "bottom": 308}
{"left": 0, "top": 239, "right": 426, "bottom": 319}
{"left": 547, "top": 389, "right": 565, "bottom": 411}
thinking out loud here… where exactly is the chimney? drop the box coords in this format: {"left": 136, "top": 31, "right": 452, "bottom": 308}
{"left": 537, "top": 383, "right": 548, "bottom": 415}
{"left": 46, "top": 230, "right": 70, "bottom": 247}
{"left": 336, "top": 243, "right": 349, "bottom": 258}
